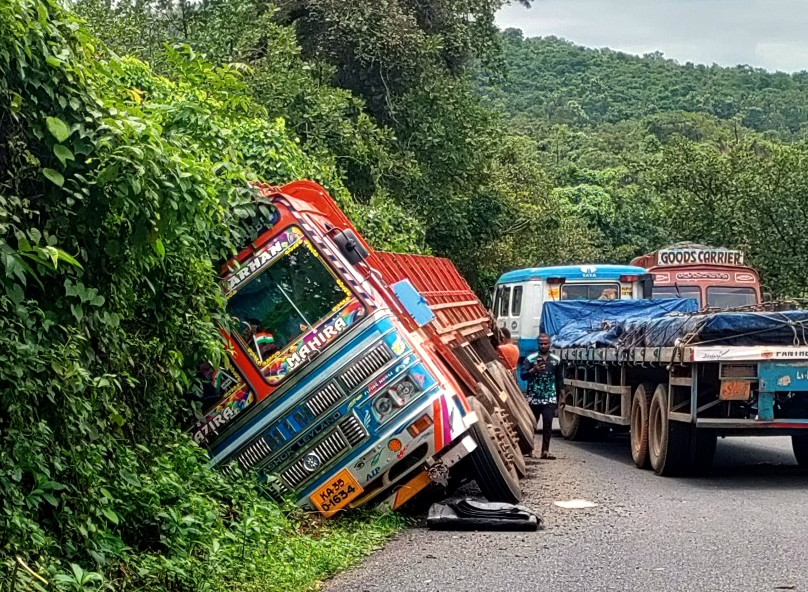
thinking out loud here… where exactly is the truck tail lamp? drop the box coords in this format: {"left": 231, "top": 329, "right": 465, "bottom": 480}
{"left": 620, "top": 274, "right": 639, "bottom": 283}
{"left": 546, "top": 277, "right": 566, "bottom": 285}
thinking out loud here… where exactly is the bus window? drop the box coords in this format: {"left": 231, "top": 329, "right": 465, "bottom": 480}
{"left": 652, "top": 286, "right": 702, "bottom": 307}
{"left": 561, "top": 283, "right": 620, "bottom": 301}
{"left": 706, "top": 286, "right": 758, "bottom": 308}
{"left": 511, "top": 286, "right": 523, "bottom": 316}
{"left": 493, "top": 286, "right": 503, "bottom": 316}
{"left": 500, "top": 286, "right": 511, "bottom": 316}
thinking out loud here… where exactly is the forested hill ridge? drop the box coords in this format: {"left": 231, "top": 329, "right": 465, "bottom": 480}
{"left": 484, "top": 30, "right": 808, "bottom": 138}
{"left": 477, "top": 29, "right": 808, "bottom": 298}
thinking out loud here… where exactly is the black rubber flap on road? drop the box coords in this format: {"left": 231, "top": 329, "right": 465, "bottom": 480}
{"left": 427, "top": 498, "right": 542, "bottom": 531}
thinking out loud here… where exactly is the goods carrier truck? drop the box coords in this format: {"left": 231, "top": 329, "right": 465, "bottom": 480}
{"left": 543, "top": 299, "right": 808, "bottom": 474}
{"left": 189, "top": 180, "right": 536, "bottom": 516}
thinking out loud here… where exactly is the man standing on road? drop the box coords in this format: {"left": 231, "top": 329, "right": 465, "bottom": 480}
{"left": 520, "top": 333, "right": 563, "bottom": 460}
{"left": 497, "top": 327, "right": 520, "bottom": 372}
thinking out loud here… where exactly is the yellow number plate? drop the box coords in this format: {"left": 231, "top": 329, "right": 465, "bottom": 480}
{"left": 310, "top": 468, "right": 364, "bottom": 517}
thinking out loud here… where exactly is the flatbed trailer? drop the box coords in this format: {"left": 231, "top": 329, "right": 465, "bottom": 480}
{"left": 549, "top": 302, "right": 808, "bottom": 474}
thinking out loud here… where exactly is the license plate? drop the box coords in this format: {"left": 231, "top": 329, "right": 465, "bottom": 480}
{"left": 309, "top": 468, "right": 364, "bottom": 517}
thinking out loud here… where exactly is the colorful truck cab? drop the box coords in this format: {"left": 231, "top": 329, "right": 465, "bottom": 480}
{"left": 631, "top": 243, "right": 762, "bottom": 309}
{"left": 189, "top": 181, "right": 527, "bottom": 516}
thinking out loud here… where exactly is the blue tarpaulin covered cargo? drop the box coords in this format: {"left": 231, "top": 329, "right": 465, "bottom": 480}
{"left": 541, "top": 299, "right": 808, "bottom": 348}
{"left": 541, "top": 299, "right": 699, "bottom": 348}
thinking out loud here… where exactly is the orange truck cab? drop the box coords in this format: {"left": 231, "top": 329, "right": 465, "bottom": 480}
{"left": 631, "top": 243, "right": 762, "bottom": 309}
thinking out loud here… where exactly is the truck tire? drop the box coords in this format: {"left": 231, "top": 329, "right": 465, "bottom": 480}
{"left": 630, "top": 382, "right": 655, "bottom": 469}
{"left": 648, "top": 384, "right": 690, "bottom": 476}
{"left": 487, "top": 362, "right": 536, "bottom": 455}
{"left": 492, "top": 406, "right": 527, "bottom": 478}
{"left": 791, "top": 434, "right": 808, "bottom": 467}
{"left": 559, "top": 390, "right": 597, "bottom": 441}
{"left": 692, "top": 430, "right": 717, "bottom": 474}
{"left": 467, "top": 397, "right": 522, "bottom": 504}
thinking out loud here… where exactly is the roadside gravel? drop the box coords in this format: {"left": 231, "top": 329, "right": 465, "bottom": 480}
{"left": 323, "top": 433, "right": 808, "bottom": 592}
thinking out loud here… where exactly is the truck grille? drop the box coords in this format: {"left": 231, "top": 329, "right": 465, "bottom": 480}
{"left": 340, "top": 414, "right": 366, "bottom": 446}
{"left": 236, "top": 437, "right": 274, "bottom": 471}
{"left": 280, "top": 414, "right": 368, "bottom": 490}
{"left": 282, "top": 430, "right": 348, "bottom": 489}
{"left": 306, "top": 382, "right": 344, "bottom": 416}
{"left": 339, "top": 343, "right": 392, "bottom": 391}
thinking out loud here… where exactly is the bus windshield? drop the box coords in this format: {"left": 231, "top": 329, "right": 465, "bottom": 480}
{"left": 706, "top": 286, "right": 758, "bottom": 309}
{"left": 227, "top": 238, "right": 352, "bottom": 364}
{"left": 652, "top": 286, "right": 702, "bottom": 307}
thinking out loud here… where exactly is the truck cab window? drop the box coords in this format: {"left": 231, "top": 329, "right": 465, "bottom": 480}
{"left": 652, "top": 286, "right": 702, "bottom": 307}
{"left": 227, "top": 239, "right": 352, "bottom": 365}
{"left": 706, "top": 286, "right": 758, "bottom": 308}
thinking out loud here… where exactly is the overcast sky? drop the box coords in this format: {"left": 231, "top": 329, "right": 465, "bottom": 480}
{"left": 495, "top": 0, "right": 808, "bottom": 73}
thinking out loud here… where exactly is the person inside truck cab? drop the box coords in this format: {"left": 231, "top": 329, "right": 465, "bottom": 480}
{"left": 238, "top": 318, "right": 279, "bottom": 362}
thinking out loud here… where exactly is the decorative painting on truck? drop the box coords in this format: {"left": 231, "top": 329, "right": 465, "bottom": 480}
{"left": 263, "top": 298, "right": 366, "bottom": 384}
{"left": 191, "top": 357, "right": 257, "bottom": 445}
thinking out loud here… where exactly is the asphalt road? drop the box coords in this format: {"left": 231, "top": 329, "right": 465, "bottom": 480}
{"left": 323, "top": 431, "right": 808, "bottom": 592}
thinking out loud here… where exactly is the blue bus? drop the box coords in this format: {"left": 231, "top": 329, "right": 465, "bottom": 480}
{"left": 493, "top": 264, "right": 652, "bottom": 389}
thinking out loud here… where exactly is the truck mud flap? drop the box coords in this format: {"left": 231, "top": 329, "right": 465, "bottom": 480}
{"left": 427, "top": 498, "right": 542, "bottom": 531}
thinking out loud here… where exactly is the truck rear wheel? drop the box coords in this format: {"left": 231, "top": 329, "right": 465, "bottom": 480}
{"left": 492, "top": 406, "right": 527, "bottom": 478}
{"left": 648, "top": 384, "right": 690, "bottom": 476}
{"left": 487, "top": 362, "right": 536, "bottom": 455}
{"left": 791, "top": 434, "right": 808, "bottom": 467}
{"left": 692, "top": 430, "right": 717, "bottom": 474}
{"left": 467, "top": 397, "right": 522, "bottom": 504}
{"left": 630, "top": 382, "right": 655, "bottom": 469}
{"left": 559, "top": 390, "right": 597, "bottom": 441}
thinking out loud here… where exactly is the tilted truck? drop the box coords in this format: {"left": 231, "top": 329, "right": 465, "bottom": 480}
{"left": 188, "top": 180, "right": 535, "bottom": 516}
{"left": 542, "top": 299, "right": 808, "bottom": 474}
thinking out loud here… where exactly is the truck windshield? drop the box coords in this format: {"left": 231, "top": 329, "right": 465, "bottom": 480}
{"left": 706, "top": 287, "right": 758, "bottom": 308}
{"left": 561, "top": 283, "right": 620, "bottom": 301}
{"left": 652, "top": 286, "right": 702, "bottom": 307}
{"left": 227, "top": 239, "right": 353, "bottom": 364}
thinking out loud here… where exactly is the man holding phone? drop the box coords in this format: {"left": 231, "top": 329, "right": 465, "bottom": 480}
{"left": 520, "top": 333, "right": 563, "bottom": 459}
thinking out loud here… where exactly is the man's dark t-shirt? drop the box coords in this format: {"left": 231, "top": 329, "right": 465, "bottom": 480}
{"left": 519, "top": 352, "right": 563, "bottom": 405}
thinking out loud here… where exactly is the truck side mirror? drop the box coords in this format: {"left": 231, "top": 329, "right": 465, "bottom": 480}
{"left": 333, "top": 229, "right": 369, "bottom": 264}
{"left": 763, "top": 291, "right": 772, "bottom": 302}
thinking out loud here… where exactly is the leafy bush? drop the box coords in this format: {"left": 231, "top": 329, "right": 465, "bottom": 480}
{"left": 0, "top": 1, "right": 400, "bottom": 590}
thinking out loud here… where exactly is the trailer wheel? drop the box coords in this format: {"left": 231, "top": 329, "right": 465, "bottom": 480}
{"left": 630, "top": 382, "right": 655, "bottom": 469}
{"left": 692, "top": 430, "right": 717, "bottom": 474}
{"left": 648, "top": 384, "right": 690, "bottom": 476}
{"left": 791, "top": 435, "right": 808, "bottom": 467}
{"left": 487, "top": 362, "right": 536, "bottom": 455}
{"left": 467, "top": 397, "right": 522, "bottom": 503}
{"left": 492, "top": 406, "right": 527, "bottom": 478}
{"left": 559, "top": 390, "right": 597, "bottom": 441}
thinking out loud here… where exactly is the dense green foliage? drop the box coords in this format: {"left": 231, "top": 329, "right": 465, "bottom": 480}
{"left": 0, "top": 0, "right": 401, "bottom": 590}
{"left": 6, "top": 1, "right": 808, "bottom": 590}
{"left": 481, "top": 31, "right": 808, "bottom": 297}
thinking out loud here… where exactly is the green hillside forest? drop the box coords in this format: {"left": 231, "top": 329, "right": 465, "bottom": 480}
{"left": 3, "top": 1, "right": 808, "bottom": 591}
